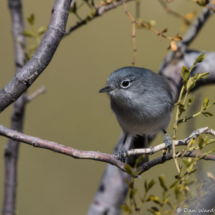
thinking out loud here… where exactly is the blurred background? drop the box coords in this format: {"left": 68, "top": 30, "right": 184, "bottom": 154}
{"left": 0, "top": 0, "right": 215, "bottom": 214}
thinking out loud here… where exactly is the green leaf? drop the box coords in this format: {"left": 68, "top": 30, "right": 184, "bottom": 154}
{"left": 24, "top": 52, "right": 31, "bottom": 62}
{"left": 125, "top": 179, "right": 130, "bottom": 187}
{"left": 120, "top": 203, "right": 131, "bottom": 213}
{"left": 178, "top": 103, "right": 185, "bottom": 115}
{"left": 163, "top": 196, "right": 170, "bottom": 203}
{"left": 197, "top": 0, "right": 210, "bottom": 6}
{"left": 147, "top": 207, "right": 160, "bottom": 215}
{"left": 27, "top": 14, "right": 35, "bottom": 25}
{"left": 166, "top": 201, "right": 174, "bottom": 209}
{"left": 187, "top": 137, "right": 195, "bottom": 149}
{"left": 125, "top": 164, "right": 133, "bottom": 175}
{"left": 194, "top": 53, "right": 206, "bottom": 65}
{"left": 169, "top": 180, "right": 178, "bottom": 189}
{"left": 144, "top": 180, "right": 148, "bottom": 192}
{"left": 38, "top": 26, "right": 47, "bottom": 35}
{"left": 183, "top": 159, "right": 191, "bottom": 167}
{"left": 29, "top": 45, "right": 38, "bottom": 51}
{"left": 187, "top": 96, "right": 195, "bottom": 107}
{"left": 22, "top": 30, "right": 35, "bottom": 37}
{"left": 202, "top": 112, "right": 213, "bottom": 117}
{"left": 197, "top": 72, "right": 210, "bottom": 80}
{"left": 183, "top": 80, "right": 188, "bottom": 89}
{"left": 158, "top": 175, "right": 168, "bottom": 192}
{"left": 189, "top": 168, "right": 197, "bottom": 174}
{"left": 186, "top": 180, "right": 196, "bottom": 186}
{"left": 148, "top": 180, "right": 156, "bottom": 191}
{"left": 146, "top": 195, "right": 161, "bottom": 204}
{"left": 151, "top": 207, "right": 159, "bottom": 212}
{"left": 129, "top": 188, "right": 137, "bottom": 199}
{"left": 181, "top": 66, "right": 190, "bottom": 80}
{"left": 201, "top": 97, "right": 210, "bottom": 111}
{"left": 197, "top": 135, "right": 204, "bottom": 149}
{"left": 134, "top": 155, "right": 145, "bottom": 168}
{"left": 186, "top": 77, "right": 196, "bottom": 92}
{"left": 69, "top": 2, "right": 77, "bottom": 13}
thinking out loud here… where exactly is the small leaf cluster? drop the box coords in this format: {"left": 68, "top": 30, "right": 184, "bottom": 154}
{"left": 122, "top": 167, "right": 215, "bottom": 215}
{"left": 174, "top": 53, "right": 214, "bottom": 126}
{"left": 21, "top": 14, "right": 47, "bottom": 61}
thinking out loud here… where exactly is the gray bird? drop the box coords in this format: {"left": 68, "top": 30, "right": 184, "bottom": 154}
{"left": 99, "top": 67, "right": 173, "bottom": 161}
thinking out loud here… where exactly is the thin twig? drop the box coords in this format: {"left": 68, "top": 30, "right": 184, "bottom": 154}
{"left": 26, "top": 86, "right": 46, "bottom": 102}
{"left": 158, "top": 0, "right": 191, "bottom": 24}
{"left": 64, "top": 0, "right": 134, "bottom": 36}
{"left": 139, "top": 22, "right": 183, "bottom": 50}
{"left": 122, "top": 0, "right": 136, "bottom": 65}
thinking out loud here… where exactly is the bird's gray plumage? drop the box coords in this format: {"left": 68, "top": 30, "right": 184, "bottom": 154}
{"left": 100, "top": 67, "right": 173, "bottom": 137}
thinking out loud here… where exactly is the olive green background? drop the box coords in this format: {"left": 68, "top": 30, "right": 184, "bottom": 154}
{"left": 0, "top": 0, "right": 215, "bottom": 214}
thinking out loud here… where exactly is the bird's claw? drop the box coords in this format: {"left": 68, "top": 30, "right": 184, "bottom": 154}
{"left": 164, "top": 133, "right": 172, "bottom": 153}
{"left": 149, "top": 146, "right": 155, "bottom": 155}
{"left": 118, "top": 145, "right": 129, "bottom": 163}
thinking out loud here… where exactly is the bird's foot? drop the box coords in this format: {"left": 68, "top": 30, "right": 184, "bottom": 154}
{"left": 118, "top": 145, "right": 129, "bottom": 163}
{"left": 149, "top": 146, "right": 155, "bottom": 155}
{"left": 164, "top": 132, "right": 172, "bottom": 153}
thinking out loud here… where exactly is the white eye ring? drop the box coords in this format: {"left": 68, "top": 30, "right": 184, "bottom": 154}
{"left": 120, "top": 80, "right": 130, "bottom": 88}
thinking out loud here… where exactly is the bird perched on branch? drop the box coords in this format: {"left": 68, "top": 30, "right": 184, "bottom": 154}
{"left": 99, "top": 67, "right": 173, "bottom": 162}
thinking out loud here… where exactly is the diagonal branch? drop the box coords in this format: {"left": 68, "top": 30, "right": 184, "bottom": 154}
{"left": 178, "top": 1, "right": 215, "bottom": 52}
{"left": 157, "top": 0, "right": 191, "bottom": 24}
{"left": 0, "top": 0, "right": 72, "bottom": 113}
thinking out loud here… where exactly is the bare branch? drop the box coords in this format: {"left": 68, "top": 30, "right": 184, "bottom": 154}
{"left": 0, "top": 124, "right": 126, "bottom": 170}
{"left": 0, "top": 0, "right": 72, "bottom": 113}
{"left": 64, "top": 0, "right": 133, "bottom": 36}
{"left": 0, "top": 125, "right": 215, "bottom": 176}
{"left": 3, "top": 0, "right": 26, "bottom": 214}
{"left": 122, "top": 127, "right": 215, "bottom": 158}
{"left": 157, "top": 0, "right": 191, "bottom": 24}
{"left": 122, "top": 0, "right": 136, "bottom": 65}
{"left": 26, "top": 86, "right": 46, "bottom": 102}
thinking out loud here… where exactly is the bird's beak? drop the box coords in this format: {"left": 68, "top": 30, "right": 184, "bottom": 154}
{"left": 99, "top": 86, "right": 112, "bottom": 93}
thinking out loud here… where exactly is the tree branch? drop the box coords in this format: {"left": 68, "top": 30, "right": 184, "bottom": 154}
{"left": 0, "top": 0, "right": 72, "bottom": 113}
{"left": 178, "top": 1, "right": 215, "bottom": 52}
{"left": 123, "top": 127, "right": 215, "bottom": 157}
{"left": 3, "top": 1, "right": 26, "bottom": 214}
{"left": 0, "top": 125, "right": 214, "bottom": 176}
{"left": 136, "top": 150, "right": 215, "bottom": 176}
{"left": 64, "top": 0, "right": 133, "bottom": 36}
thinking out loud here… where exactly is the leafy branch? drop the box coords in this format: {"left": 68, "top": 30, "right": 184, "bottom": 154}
{"left": 173, "top": 53, "right": 214, "bottom": 174}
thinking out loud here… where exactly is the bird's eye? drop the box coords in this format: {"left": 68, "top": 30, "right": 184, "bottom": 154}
{"left": 120, "top": 80, "right": 130, "bottom": 88}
